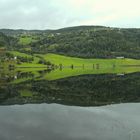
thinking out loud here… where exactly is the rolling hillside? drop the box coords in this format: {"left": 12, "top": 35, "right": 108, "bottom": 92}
{"left": 0, "top": 26, "right": 140, "bottom": 59}
{"left": 6, "top": 51, "right": 140, "bottom": 69}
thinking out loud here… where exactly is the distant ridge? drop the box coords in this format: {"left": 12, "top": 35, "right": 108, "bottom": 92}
{"left": 0, "top": 25, "right": 140, "bottom": 58}
{"left": 0, "top": 25, "right": 140, "bottom": 35}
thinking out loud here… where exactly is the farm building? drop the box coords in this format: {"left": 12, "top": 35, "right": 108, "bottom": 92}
{"left": 116, "top": 56, "right": 124, "bottom": 59}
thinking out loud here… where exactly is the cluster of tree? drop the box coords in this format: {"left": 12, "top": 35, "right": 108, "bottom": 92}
{"left": 0, "top": 32, "right": 10, "bottom": 47}
{"left": 4, "top": 52, "right": 34, "bottom": 63}
{"left": 0, "top": 32, "right": 18, "bottom": 49}
{"left": 38, "top": 59, "right": 51, "bottom": 65}
{"left": 16, "top": 56, "right": 34, "bottom": 63}
{"left": 5, "top": 52, "right": 14, "bottom": 58}
{"left": 0, "top": 52, "right": 13, "bottom": 65}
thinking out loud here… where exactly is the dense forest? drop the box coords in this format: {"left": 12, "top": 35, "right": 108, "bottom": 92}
{"left": 0, "top": 26, "right": 140, "bottom": 58}
{"left": 0, "top": 32, "right": 17, "bottom": 48}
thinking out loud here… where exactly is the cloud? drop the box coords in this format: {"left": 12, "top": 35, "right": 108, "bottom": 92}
{"left": 0, "top": 0, "right": 139, "bottom": 29}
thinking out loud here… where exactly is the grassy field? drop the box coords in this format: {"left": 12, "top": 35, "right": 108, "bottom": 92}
{"left": 18, "top": 36, "right": 37, "bottom": 45}
{"left": 2, "top": 51, "right": 140, "bottom": 83}
{"left": 37, "top": 53, "right": 140, "bottom": 68}
{"left": 9, "top": 51, "right": 45, "bottom": 67}
{"left": 7, "top": 51, "right": 140, "bottom": 69}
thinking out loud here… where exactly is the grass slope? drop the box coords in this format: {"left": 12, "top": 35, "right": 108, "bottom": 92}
{"left": 8, "top": 51, "right": 140, "bottom": 70}
{"left": 38, "top": 53, "right": 140, "bottom": 68}
{"left": 10, "top": 51, "right": 45, "bottom": 67}
{"left": 18, "top": 36, "right": 37, "bottom": 45}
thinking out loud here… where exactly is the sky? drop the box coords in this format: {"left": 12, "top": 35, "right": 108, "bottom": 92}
{"left": 0, "top": 0, "right": 140, "bottom": 29}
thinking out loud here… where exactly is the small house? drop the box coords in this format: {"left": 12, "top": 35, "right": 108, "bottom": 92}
{"left": 116, "top": 56, "right": 124, "bottom": 59}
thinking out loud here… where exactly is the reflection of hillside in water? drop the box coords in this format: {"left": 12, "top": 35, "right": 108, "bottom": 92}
{"left": 0, "top": 70, "right": 140, "bottom": 106}
{"left": 1, "top": 65, "right": 140, "bottom": 84}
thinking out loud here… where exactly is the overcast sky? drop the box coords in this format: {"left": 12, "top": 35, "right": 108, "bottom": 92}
{"left": 0, "top": 0, "right": 140, "bottom": 29}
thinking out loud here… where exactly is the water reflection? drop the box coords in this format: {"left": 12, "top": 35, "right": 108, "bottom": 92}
{"left": 0, "top": 68, "right": 140, "bottom": 106}
{"left": 0, "top": 103, "right": 140, "bottom": 140}
{"left": 0, "top": 67, "right": 140, "bottom": 140}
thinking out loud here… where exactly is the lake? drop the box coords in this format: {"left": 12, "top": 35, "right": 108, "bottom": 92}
{"left": 0, "top": 103, "right": 140, "bottom": 140}
{"left": 0, "top": 67, "right": 140, "bottom": 140}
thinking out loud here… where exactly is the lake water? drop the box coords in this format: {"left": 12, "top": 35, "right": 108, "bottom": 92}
{"left": 0, "top": 103, "right": 140, "bottom": 140}
{"left": 0, "top": 68, "right": 140, "bottom": 140}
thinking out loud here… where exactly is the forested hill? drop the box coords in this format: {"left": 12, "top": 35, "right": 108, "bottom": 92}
{"left": 0, "top": 32, "right": 10, "bottom": 47}
{"left": 0, "top": 32, "right": 17, "bottom": 48}
{"left": 1, "top": 26, "right": 140, "bottom": 58}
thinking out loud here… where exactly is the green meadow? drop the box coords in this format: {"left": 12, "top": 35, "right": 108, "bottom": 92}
{"left": 37, "top": 53, "right": 140, "bottom": 67}
{"left": 1, "top": 51, "right": 139, "bottom": 83}
{"left": 9, "top": 51, "right": 45, "bottom": 67}
{"left": 18, "top": 36, "right": 37, "bottom": 45}
{"left": 7, "top": 51, "right": 140, "bottom": 69}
